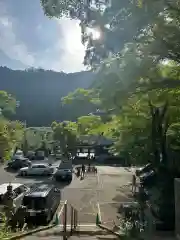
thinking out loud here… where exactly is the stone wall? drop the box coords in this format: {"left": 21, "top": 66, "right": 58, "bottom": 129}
{"left": 174, "top": 178, "right": 180, "bottom": 237}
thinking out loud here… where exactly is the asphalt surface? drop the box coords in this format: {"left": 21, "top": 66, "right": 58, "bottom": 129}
{"left": 0, "top": 160, "right": 133, "bottom": 226}
{"left": 0, "top": 158, "right": 61, "bottom": 187}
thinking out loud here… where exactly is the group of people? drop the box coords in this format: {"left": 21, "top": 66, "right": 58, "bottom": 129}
{"left": 76, "top": 164, "right": 97, "bottom": 179}
{"left": 3, "top": 185, "right": 27, "bottom": 231}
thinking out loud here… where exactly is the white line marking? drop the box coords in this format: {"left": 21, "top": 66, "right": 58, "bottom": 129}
{"left": 57, "top": 224, "right": 97, "bottom": 227}
{"left": 98, "top": 201, "right": 138, "bottom": 205}
{"left": 57, "top": 200, "right": 67, "bottom": 219}
{"left": 97, "top": 202, "right": 102, "bottom": 223}
{"left": 97, "top": 172, "right": 100, "bottom": 184}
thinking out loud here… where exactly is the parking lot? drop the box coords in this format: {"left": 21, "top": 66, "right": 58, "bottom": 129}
{"left": 97, "top": 166, "right": 133, "bottom": 227}
{"left": 0, "top": 160, "right": 133, "bottom": 226}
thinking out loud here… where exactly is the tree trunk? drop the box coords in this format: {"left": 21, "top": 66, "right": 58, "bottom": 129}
{"left": 149, "top": 100, "right": 169, "bottom": 167}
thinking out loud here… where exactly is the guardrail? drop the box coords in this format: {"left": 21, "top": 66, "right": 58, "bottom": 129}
{"left": 55, "top": 200, "right": 78, "bottom": 240}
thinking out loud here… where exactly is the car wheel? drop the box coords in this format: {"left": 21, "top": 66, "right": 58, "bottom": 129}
{"left": 21, "top": 171, "right": 27, "bottom": 176}
{"left": 48, "top": 210, "right": 53, "bottom": 223}
{"left": 43, "top": 170, "right": 49, "bottom": 176}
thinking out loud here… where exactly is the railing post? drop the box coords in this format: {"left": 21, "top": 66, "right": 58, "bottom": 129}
{"left": 76, "top": 210, "right": 78, "bottom": 227}
{"left": 73, "top": 209, "right": 78, "bottom": 229}
{"left": 73, "top": 209, "right": 76, "bottom": 229}
{"left": 63, "top": 201, "right": 67, "bottom": 240}
{"left": 70, "top": 206, "right": 74, "bottom": 234}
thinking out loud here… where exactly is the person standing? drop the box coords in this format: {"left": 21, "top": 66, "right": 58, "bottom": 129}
{"left": 88, "top": 163, "right": 91, "bottom": 172}
{"left": 81, "top": 164, "right": 85, "bottom": 178}
{"left": 132, "top": 174, "right": 137, "bottom": 194}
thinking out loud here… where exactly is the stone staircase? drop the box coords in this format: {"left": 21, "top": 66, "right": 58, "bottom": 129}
{"left": 23, "top": 224, "right": 119, "bottom": 239}
{"left": 12, "top": 200, "right": 121, "bottom": 240}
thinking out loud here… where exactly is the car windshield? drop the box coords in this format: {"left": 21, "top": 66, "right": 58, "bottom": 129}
{"left": 16, "top": 152, "right": 22, "bottom": 156}
{"left": 23, "top": 196, "right": 46, "bottom": 210}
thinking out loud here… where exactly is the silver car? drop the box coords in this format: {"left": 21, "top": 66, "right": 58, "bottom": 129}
{"left": 19, "top": 163, "right": 54, "bottom": 176}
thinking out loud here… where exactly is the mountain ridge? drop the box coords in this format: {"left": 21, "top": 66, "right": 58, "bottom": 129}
{"left": 0, "top": 66, "right": 94, "bottom": 126}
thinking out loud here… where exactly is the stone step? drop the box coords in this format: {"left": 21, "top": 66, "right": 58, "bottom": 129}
{"left": 35, "top": 224, "right": 105, "bottom": 237}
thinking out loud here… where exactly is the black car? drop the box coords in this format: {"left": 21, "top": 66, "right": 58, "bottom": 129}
{"left": 7, "top": 158, "right": 31, "bottom": 170}
{"left": 135, "top": 163, "right": 153, "bottom": 177}
{"left": 23, "top": 183, "right": 61, "bottom": 224}
{"left": 54, "top": 168, "right": 73, "bottom": 182}
{"left": 26, "top": 151, "right": 36, "bottom": 160}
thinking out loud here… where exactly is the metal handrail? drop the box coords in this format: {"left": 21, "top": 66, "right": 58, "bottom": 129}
{"left": 62, "top": 201, "right": 78, "bottom": 240}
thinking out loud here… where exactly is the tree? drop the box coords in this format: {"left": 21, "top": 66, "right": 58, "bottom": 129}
{"left": 61, "top": 88, "right": 101, "bottom": 119}
{"left": 41, "top": 0, "right": 180, "bottom": 231}
{"left": 40, "top": 0, "right": 164, "bottom": 67}
{"left": 51, "top": 121, "right": 78, "bottom": 157}
{"left": 0, "top": 91, "right": 24, "bottom": 161}
{"left": 0, "top": 91, "right": 17, "bottom": 116}
{"left": 77, "top": 115, "right": 102, "bottom": 135}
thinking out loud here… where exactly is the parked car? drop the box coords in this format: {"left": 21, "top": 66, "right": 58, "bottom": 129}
{"left": 0, "top": 183, "right": 30, "bottom": 221}
{"left": 26, "top": 151, "right": 36, "bottom": 160}
{"left": 54, "top": 168, "right": 72, "bottom": 182}
{"left": 7, "top": 158, "right": 31, "bottom": 170}
{"left": 135, "top": 163, "right": 153, "bottom": 177}
{"left": 12, "top": 150, "right": 24, "bottom": 160}
{"left": 23, "top": 183, "right": 61, "bottom": 224}
{"left": 54, "top": 160, "right": 72, "bottom": 182}
{"left": 18, "top": 163, "right": 54, "bottom": 176}
{"left": 55, "top": 150, "right": 61, "bottom": 159}
{"left": 35, "top": 151, "right": 45, "bottom": 160}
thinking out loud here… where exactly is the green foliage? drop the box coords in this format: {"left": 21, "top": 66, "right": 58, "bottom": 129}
{"left": 0, "top": 120, "right": 24, "bottom": 160}
{"left": 41, "top": 0, "right": 180, "bottom": 168}
{"left": 0, "top": 91, "right": 17, "bottom": 116}
{"left": 62, "top": 88, "right": 100, "bottom": 105}
{"left": 24, "top": 127, "right": 53, "bottom": 151}
{"left": 0, "top": 91, "right": 24, "bottom": 161}
{"left": 61, "top": 88, "right": 101, "bottom": 119}
{"left": 77, "top": 115, "right": 102, "bottom": 135}
{"left": 0, "top": 213, "right": 9, "bottom": 239}
{"left": 40, "top": 0, "right": 164, "bottom": 68}
{"left": 51, "top": 121, "right": 78, "bottom": 156}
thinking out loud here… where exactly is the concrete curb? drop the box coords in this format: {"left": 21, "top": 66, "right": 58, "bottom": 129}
{"left": 6, "top": 224, "right": 56, "bottom": 240}
{"left": 36, "top": 226, "right": 109, "bottom": 237}
{"left": 98, "top": 224, "right": 125, "bottom": 237}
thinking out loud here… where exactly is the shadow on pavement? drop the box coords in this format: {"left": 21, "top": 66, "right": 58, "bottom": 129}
{"left": 16, "top": 174, "right": 71, "bottom": 189}
{"left": 4, "top": 167, "right": 18, "bottom": 173}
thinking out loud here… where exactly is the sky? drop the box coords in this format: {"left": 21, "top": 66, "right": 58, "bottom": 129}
{"left": 0, "top": 0, "right": 86, "bottom": 73}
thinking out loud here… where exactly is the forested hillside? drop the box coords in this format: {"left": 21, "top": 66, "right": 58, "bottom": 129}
{"left": 0, "top": 67, "right": 94, "bottom": 126}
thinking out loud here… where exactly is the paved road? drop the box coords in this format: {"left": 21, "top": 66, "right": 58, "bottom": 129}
{"left": 97, "top": 166, "right": 133, "bottom": 227}
{"left": 0, "top": 159, "right": 61, "bottom": 186}
{"left": 0, "top": 162, "right": 133, "bottom": 226}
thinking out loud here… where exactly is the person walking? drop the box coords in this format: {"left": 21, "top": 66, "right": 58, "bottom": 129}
{"left": 88, "top": 163, "right": 91, "bottom": 173}
{"left": 81, "top": 164, "right": 85, "bottom": 179}
{"left": 16, "top": 205, "right": 27, "bottom": 231}
{"left": 76, "top": 167, "right": 80, "bottom": 177}
{"left": 132, "top": 174, "right": 137, "bottom": 195}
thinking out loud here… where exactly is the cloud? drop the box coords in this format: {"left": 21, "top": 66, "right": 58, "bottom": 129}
{"left": 0, "top": 3, "right": 35, "bottom": 67}
{"left": 51, "top": 19, "right": 86, "bottom": 72}
{"left": 36, "top": 24, "right": 42, "bottom": 31}
{"left": 0, "top": 2, "right": 86, "bottom": 73}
